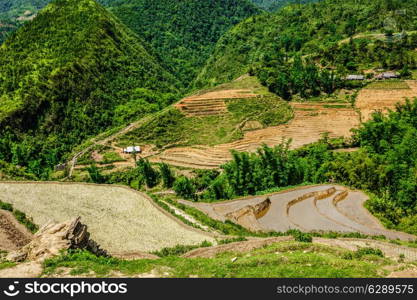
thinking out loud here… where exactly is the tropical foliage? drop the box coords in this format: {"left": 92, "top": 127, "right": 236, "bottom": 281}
{"left": 0, "top": 0, "right": 179, "bottom": 178}
{"left": 195, "top": 0, "right": 417, "bottom": 93}
{"left": 107, "top": 0, "right": 260, "bottom": 86}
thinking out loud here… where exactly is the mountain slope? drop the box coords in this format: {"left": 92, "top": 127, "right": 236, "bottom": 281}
{"left": 195, "top": 0, "right": 417, "bottom": 89}
{"left": 0, "top": 0, "right": 179, "bottom": 178}
{"left": 250, "top": 0, "right": 317, "bottom": 11}
{"left": 0, "top": 0, "right": 48, "bottom": 15}
{"left": 107, "top": 0, "right": 261, "bottom": 86}
{"left": 0, "top": 0, "right": 49, "bottom": 43}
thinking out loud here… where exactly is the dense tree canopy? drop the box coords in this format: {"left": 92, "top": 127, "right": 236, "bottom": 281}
{"left": 195, "top": 0, "right": 417, "bottom": 90}
{"left": 0, "top": 0, "right": 50, "bottom": 43}
{"left": 0, "top": 0, "right": 179, "bottom": 178}
{"left": 107, "top": 0, "right": 261, "bottom": 87}
{"left": 250, "top": 0, "right": 317, "bottom": 12}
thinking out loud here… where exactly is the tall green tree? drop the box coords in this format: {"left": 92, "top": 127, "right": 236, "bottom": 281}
{"left": 137, "top": 159, "right": 159, "bottom": 188}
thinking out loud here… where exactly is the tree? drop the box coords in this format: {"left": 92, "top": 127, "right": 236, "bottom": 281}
{"left": 87, "top": 164, "right": 105, "bottom": 184}
{"left": 136, "top": 159, "right": 159, "bottom": 188}
{"left": 159, "top": 163, "right": 175, "bottom": 188}
{"left": 173, "top": 176, "right": 196, "bottom": 200}
{"left": 400, "top": 64, "right": 411, "bottom": 78}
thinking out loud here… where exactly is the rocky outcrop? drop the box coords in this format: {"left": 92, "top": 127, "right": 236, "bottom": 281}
{"left": 7, "top": 217, "right": 107, "bottom": 262}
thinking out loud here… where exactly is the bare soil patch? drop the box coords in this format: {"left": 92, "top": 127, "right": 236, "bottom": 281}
{"left": 0, "top": 210, "right": 32, "bottom": 251}
{"left": 315, "top": 238, "right": 417, "bottom": 262}
{"left": 0, "top": 262, "right": 42, "bottom": 278}
{"left": 356, "top": 80, "right": 417, "bottom": 121}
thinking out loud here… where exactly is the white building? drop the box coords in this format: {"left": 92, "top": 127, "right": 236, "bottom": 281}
{"left": 345, "top": 75, "right": 365, "bottom": 80}
{"left": 123, "top": 146, "right": 141, "bottom": 154}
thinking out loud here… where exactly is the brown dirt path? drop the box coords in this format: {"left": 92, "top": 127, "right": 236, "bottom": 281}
{"left": 315, "top": 238, "right": 417, "bottom": 262}
{"left": 182, "top": 237, "right": 294, "bottom": 258}
{"left": 0, "top": 262, "right": 42, "bottom": 278}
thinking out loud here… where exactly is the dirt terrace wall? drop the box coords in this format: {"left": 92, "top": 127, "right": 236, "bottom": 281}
{"left": 286, "top": 187, "right": 337, "bottom": 215}
{"left": 333, "top": 190, "right": 349, "bottom": 205}
{"left": 225, "top": 198, "right": 272, "bottom": 232}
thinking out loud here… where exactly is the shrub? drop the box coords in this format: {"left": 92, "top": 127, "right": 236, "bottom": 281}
{"left": 289, "top": 230, "right": 313, "bottom": 243}
{"left": 173, "top": 176, "right": 196, "bottom": 200}
{"left": 354, "top": 247, "right": 384, "bottom": 258}
{"left": 152, "top": 241, "right": 213, "bottom": 257}
{"left": 13, "top": 210, "right": 38, "bottom": 233}
{"left": 87, "top": 164, "right": 105, "bottom": 184}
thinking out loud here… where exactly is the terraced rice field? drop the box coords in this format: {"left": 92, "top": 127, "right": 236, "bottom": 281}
{"left": 0, "top": 182, "right": 215, "bottom": 253}
{"left": 152, "top": 103, "right": 360, "bottom": 169}
{"left": 356, "top": 80, "right": 417, "bottom": 121}
{"left": 180, "top": 185, "right": 415, "bottom": 241}
{"left": 175, "top": 89, "right": 257, "bottom": 117}
{"left": 70, "top": 80, "right": 417, "bottom": 171}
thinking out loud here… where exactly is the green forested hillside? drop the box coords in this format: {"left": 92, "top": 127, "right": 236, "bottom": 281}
{"left": 0, "top": 0, "right": 261, "bottom": 85}
{"left": 250, "top": 0, "right": 317, "bottom": 11}
{"left": 0, "top": 0, "right": 49, "bottom": 14}
{"left": 0, "top": 0, "right": 179, "bottom": 178}
{"left": 195, "top": 0, "right": 417, "bottom": 92}
{"left": 0, "top": 0, "right": 50, "bottom": 43}
{"left": 107, "top": 0, "right": 261, "bottom": 86}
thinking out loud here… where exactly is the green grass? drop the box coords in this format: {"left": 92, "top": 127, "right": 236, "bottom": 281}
{"left": 191, "top": 75, "right": 270, "bottom": 96}
{"left": 151, "top": 241, "right": 213, "bottom": 257}
{"left": 0, "top": 261, "right": 16, "bottom": 271}
{"left": 42, "top": 242, "right": 392, "bottom": 278}
{"left": 323, "top": 104, "right": 350, "bottom": 109}
{"left": 365, "top": 80, "right": 410, "bottom": 90}
{"left": 101, "top": 152, "right": 125, "bottom": 164}
{"left": 0, "top": 200, "right": 38, "bottom": 233}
